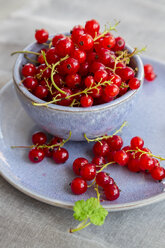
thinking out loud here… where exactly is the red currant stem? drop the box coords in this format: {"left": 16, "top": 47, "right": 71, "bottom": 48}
{"left": 70, "top": 219, "right": 91, "bottom": 233}
{"left": 127, "top": 148, "right": 165, "bottom": 161}
{"left": 11, "top": 51, "right": 40, "bottom": 56}
{"left": 59, "top": 131, "right": 72, "bottom": 148}
{"left": 94, "top": 183, "right": 100, "bottom": 202}
{"left": 24, "top": 54, "right": 38, "bottom": 64}
{"left": 84, "top": 121, "right": 127, "bottom": 143}
{"left": 94, "top": 21, "right": 120, "bottom": 41}
{"left": 120, "top": 82, "right": 129, "bottom": 89}
{"left": 33, "top": 78, "right": 113, "bottom": 107}
{"left": 45, "top": 78, "right": 53, "bottom": 94}
{"left": 87, "top": 179, "right": 96, "bottom": 188}
{"left": 49, "top": 41, "right": 52, "bottom": 49}
{"left": 97, "top": 161, "right": 115, "bottom": 173}
{"left": 50, "top": 57, "right": 69, "bottom": 94}
{"left": 11, "top": 145, "right": 35, "bottom": 149}
{"left": 11, "top": 131, "right": 71, "bottom": 150}
{"left": 41, "top": 50, "right": 52, "bottom": 69}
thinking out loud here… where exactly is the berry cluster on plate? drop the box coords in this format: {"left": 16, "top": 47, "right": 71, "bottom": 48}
{"left": 16, "top": 19, "right": 144, "bottom": 108}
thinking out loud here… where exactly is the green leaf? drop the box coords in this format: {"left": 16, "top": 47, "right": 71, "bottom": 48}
{"left": 90, "top": 207, "right": 108, "bottom": 226}
{"left": 73, "top": 197, "right": 108, "bottom": 226}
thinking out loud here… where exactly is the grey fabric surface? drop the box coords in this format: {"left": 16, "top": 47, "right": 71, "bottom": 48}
{"left": 0, "top": 0, "right": 165, "bottom": 247}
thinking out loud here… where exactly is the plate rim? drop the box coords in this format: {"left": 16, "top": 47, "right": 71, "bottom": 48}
{"left": 1, "top": 55, "right": 165, "bottom": 211}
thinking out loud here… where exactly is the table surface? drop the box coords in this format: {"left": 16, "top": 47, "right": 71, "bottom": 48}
{"left": 0, "top": 0, "right": 165, "bottom": 247}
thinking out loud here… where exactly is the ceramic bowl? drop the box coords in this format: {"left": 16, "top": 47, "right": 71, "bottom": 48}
{"left": 13, "top": 39, "right": 144, "bottom": 141}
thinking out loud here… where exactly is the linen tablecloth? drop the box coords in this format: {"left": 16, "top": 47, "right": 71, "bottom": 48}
{"left": 0, "top": 0, "right": 165, "bottom": 247}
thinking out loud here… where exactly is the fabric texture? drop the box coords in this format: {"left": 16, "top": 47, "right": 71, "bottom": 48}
{"left": 0, "top": 0, "right": 165, "bottom": 247}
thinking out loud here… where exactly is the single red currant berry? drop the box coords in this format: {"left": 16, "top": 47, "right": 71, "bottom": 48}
{"left": 113, "top": 150, "right": 129, "bottom": 166}
{"left": 23, "top": 76, "right": 38, "bottom": 91}
{"left": 52, "top": 34, "right": 65, "bottom": 46}
{"left": 97, "top": 48, "right": 112, "bottom": 65}
{"left": 101, "top": 93, "right": 113, "bottom": 103}
{"left": 130, "top": 136, "right": 144, "bottom": 149}
{"left": 29, "top": 148, "right": 45, "bottom": 163}
{"left": 94, "top": 69, "right": 108, "bottom": 83}
{"left": 80, "top": 95, "right": 93, "bottom": 107}
{"left": 50, "top": 136, "right": 63, "bottom": 146}
{"left": 71, "top": 48, "right": 86, "bottom": 64}
{"left": 100, "top": 35, "right": 116, "bottom": 50}
{"left": 46, "top": 48, "right": 59, "bottom": 64}
{"left": 129, "top": 78, "right": 141, "bottom": 90}
{"left": 104, "top": 184, "right": 120, "bottom": 201}
{"left": 150, "top": 167, "right": 165, "bottom": 181}
{"left": 145, "top": 72, "right": 156, "bottom": 81}
{"left": 35, "top": 29, "right": 49, "bottom": 43}
{"left": 56, "top": 88, "right": 73, "bottom": 106}
{"left": 113, "top": 37, "right": 125, "bottom": 51}
{"left": 93, "top": 140, "right": 109, "bottom": 157}
{"left": 84, "top": 75, "right": 95, "bottom": 88}
{"left": 139, "top": 154, "right": 155, "bottom": 171}
{"left": 80, "top": 163, "right": 96, "bottom": 181}
{"left": 71, "top": 25, "right": 85, "bottom": 42}
{"left": 144, "top": 64, "right": 154, "bottom": 75}
{"left": 65, "top": 73, "right": 81, "bottom": 88}
{"left": 86, "top": 52, "right": 97, "bottom": 64}
{"left": 117, "top": 67, "right": 135, "bottom": 81}
{"left": 73, "top": 157, "right": 88, "bottom": 175}
{"left": 32, "top": 132, "right": 47, "bottom": 145}
{"left": 90, "top": 62, "right": 105, "bottom": 74}
{"left": 85, "top": 19, "right": 100, "bottom": 37}
{"left": 62, "top": 58, "right": 80, "bottom": 75}
{"left": 22, "top": 63, "right": 36, "bottom": 77}
{"left": 78, "top": 62, "right": 89, "bottom": 76}
{"left": 71, "top": 177, "right": 87, "bottom": 195}
{"left": 36, "top": 64, "right": 51, "bottom": 78}
{"left": 96, "top": 172, "right": 112, "bottom": 188}
{"left": 90, "top": 85, "right": 103, "bottom": 98}
{"left": 52, "top": 148, "right": 69, "bottom": 164}
{"left": 92, "top": 156, "right": 106, "bottom": 166}
{"left": 44, "top": 147, "right": 54, "bottom": 158}
{"left": 127, "top": 158, "right": 140, "bottom": 172}
{"left": 106, "top": 151, "right": 115, "bottom": 162}
{"left": 34, "top": 85, "right": 48, "bottom": 99}
{"left": 53, "top": 74, "right": 64, "bottom": 88}
{"left": 55, "top": 37, "right": 74, "bottom": 57}
{"left": 108, "top": 74, "right": 122, "bottom": 87}
{"left": 107, "top": 135, "right": 123, "bottom": 151}
{"left": 104, "top": 84, "right": 119, "bottom": 98}
{"left": 37, "top": 54, "right": 45, "bottom": 64}
{"left": 78, "top": 34, "right": 94, "bottom": 51}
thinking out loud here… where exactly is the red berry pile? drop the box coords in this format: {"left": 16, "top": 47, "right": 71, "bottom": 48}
{"left": 13, "top": 20, "right": 147, "bottom": 108}
{"left": 70, "top": 132, "right": 165, "bottom": 201}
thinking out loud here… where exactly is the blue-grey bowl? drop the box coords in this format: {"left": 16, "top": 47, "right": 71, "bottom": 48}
{"left": 13, "top": 39, "right": 144, "bottom": 141}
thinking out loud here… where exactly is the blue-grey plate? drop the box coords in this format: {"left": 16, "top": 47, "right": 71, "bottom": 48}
{"left": 0, "top": 56, "right": 165, "bottom": 211}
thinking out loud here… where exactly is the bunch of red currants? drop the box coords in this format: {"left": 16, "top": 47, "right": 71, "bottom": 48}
{"left": 19, "top": 19, "right": 143, "bottom": 108}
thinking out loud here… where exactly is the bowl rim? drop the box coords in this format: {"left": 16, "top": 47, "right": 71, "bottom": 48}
{"left": 13, "top": 39, "right": 144, "bottom": 113}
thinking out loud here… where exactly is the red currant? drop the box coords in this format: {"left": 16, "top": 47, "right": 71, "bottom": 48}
{"left": 71, "top": 177, "right": 87, "bottom": 195}
{"left": 80, "top": 95, "right": 93, "bottom": 107}
{"left": 52, "top": 148, "right": 69, "bottom": 164}
{"left": 23, "top": 77, "right": 38, "bottom": 91}
{"left": 22, "top": 63, "right": 36, "bottom": 77}
{"left": 46, "top": 48, "right": 59, "bottom": 64}
{"left": 107, "top": 135, "right": 123, "bottom": 151}
{"left": 71, "top": 48, "right": 86, "bottom": 64}
{"left": 104, "top": 184, "right": 120, "bottom": 201}
{"left": 104, "top": 84, "right": 119, "bottom": 98}
{"left": 145, "top": 72, "right": 156, "bottom": 81}
{"left": 34, "top": 85, "right": 48, "bottom": 99}
{"left": 85, "top": 19, "right": 100, "bottom": 37}
{"left": 32, "top": 132, "right": 47, "bottom": 145}
{"left": 113, "top": 37, "right": 125, "bottom": 51}
{"left": 130, "top": 136, "right": 144, "bottom": 149}
{"left": 93, "top": 140, "right": 109, "bottom": 157}
{"left": 35, "top": 29, "right": 49, "bottom": 43}
{"left": 73, "top": 157, "right": 88, "bottom": 175}
{"left": 78, "top": 34, "right": 94, "bottom": 51}
{"left": 65, "top": 73, "right": 81, "bottom": 88}
{"left": 52, "top": 34, "right": 65, "bottom": 46}
{"left": 150, "top": 167, "right": 165, "bottom": 181}
{"left": 61, "top": 58, "right": 79, "bottom": 75}
{"left": 80, "top": 163, "right": 96, "bottom": 181}
{"left": 139, "top": 154, "right": 155, "bottom": 171}
{"left": 29, "top": 148, "right": 45, "bottom": 163}
{"left": 96, "top": 172, "right": 112, "bottom": 188}
{"left": 129, "top": 78, "right": 141, "bottom": 90}
{"left": 113, "top": 150, "right": 129, "bottom": 166}
{"left": 55, "top": 37, "right": 74, "bottom": 57}
{"left": 127, "top": 158, "right": 140, "bottom": 172}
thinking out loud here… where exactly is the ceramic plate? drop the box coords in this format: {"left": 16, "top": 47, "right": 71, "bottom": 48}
{"left": 0, "top": 56, "right": 165, "bottom": 211}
